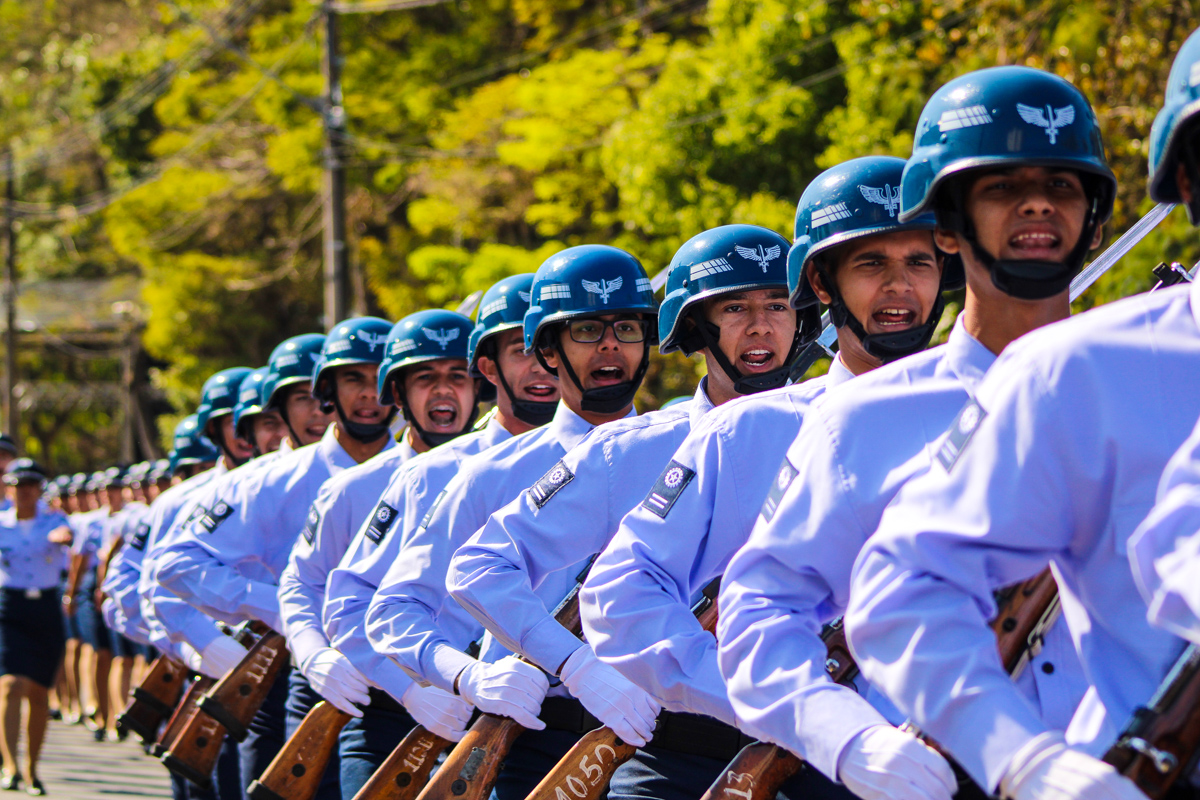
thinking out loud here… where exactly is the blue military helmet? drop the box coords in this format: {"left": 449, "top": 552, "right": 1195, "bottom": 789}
{"left": 901, "top": 65, "right": 1116, "bottom": 300}
{"left": 311, "top": 317, "right": 397, "bottom": 443}
{"left": 263, "top": 333, "right": 326, "bottom": 411}
{"left": 659, "top": 224, "right": 808, "bottom": 394}
{"left": 524, "top": 245, "right": 658, "bottom": 414}
{"left": 149, "top": 459, "right": 172, "bottom": 484}
{"left": 233, "top": 366, "right": 271, "bottom": 444}
{"left": 789, "top": 156, "right": 952, "bottom": 364}
{"left": 170, "top": 414, "right": 221, "bottom": 474}
{"left": 1149, "top": 27, "right": 1200, "bottom": 223}
{"left": 468, "top": 274, "right": 557, "bottom": 426}
{"left": 4, "top": 458, "right": 46, "bottom": 486}
{"left": 196, "top": 367, "right": 253, "bottom": 434}
{"left": 68, "top": 473, "right": 88, "bottom": 495}
{"left": 378, "top": 309, "right": 479, "bottom": 449}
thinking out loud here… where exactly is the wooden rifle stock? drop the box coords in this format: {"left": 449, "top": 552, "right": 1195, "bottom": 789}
{"left": 350, "top": 725, "right": 453, "bottom": 800}
{"left": 163, "top": 626, "right": 288, "bottom": 788}
{"left": 155, "top": 676, "right": 215, "bottom": 758}
{"left": 990, "top": 567, "right": 1060, "bottom": 677}
{"left": 697, "top": 615, "right": 856, "bottom": 800}
{"left": 412, "top": 557, "right": 598, "bottom": 800}
{"left": 117, "top": 654, "right": 187, "bottom": 743}
{"left": 521, "top": 577, "right": 725, "bottom": 800}
{"left": 246, "top": 701, "right": 352, "bottom": 800}
{"left": 1103, "top": 642, "right": 1200, "bottom": 799}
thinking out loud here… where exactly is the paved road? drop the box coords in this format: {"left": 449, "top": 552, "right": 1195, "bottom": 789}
{"left": 35, "top": 719, "right": 172, "bottom": 799}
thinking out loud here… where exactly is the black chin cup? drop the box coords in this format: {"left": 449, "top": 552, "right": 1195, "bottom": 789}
{"left": 816, "top": 265, "right": 943, "bottom": 365}
{"left": 682, "top": 307, "right": 799, "bottom": 394}
{"left": 392, "top": 375, "right": 478, "bottom": 450}
{"left": 318, "top": 377, "right": 397, "bottom": 444}
{"left": 494, "top": 363, "right": 557, "bottom": 427}
{"left": 538, "top": 334, "right": 647, "bottom": 415}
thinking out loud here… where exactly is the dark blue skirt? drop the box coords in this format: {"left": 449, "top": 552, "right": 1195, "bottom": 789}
{"left": 0, "top": 588, "right": 66, "bottom": 687}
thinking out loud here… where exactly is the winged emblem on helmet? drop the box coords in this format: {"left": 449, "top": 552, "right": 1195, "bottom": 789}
{"left": 360, "top": 331, "right": 389, "bottom": 353}
{"left": 518, "top": 291, "right": 531, "bottom": 303}
{"left": 422, "top": 327, "right": 460, "bottom": 351}
{"left": 581, "top": 277, "right": 623, "bottom": 304}
{"left": 1016, "top": 103, "right": 1075, "bottom": 145}
{"left": 734, "top": 244, "right": 782, "bottom": 273}
{"left": 859, "top": 184, "right": 902, "bottom": 218}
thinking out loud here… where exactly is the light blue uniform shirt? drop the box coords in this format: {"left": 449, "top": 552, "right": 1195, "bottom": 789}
{"left": 366, "top": 401, "right": 631, "bottom": 694}
{"left": 102, "top": 502, "right": 156, "bottom": 643}
{"left": 0, "top": 507, "right": 70, "bottom": 590}
{"left": 449, "top": 383, "right": 714, "bottom": 677}
{"left": 581, "top": 361, "right": 852, "bottom": 726}
{"left": 278, "top": 440, "right": 416, "bottom": 669}
{"left": 719, "top": 318, "right": 1085, "bottom": 784}
{"left": 158, "top": 426, "right": 364, "bottom": 633}
{"left": 845, "top": 282, "right": 1200, "bottom": 791}
{"left": 1130, "top": 414, "right": 1200, "bottom": 644}
{"left": 324, "top": 418, "right": 513, "bottom": 701}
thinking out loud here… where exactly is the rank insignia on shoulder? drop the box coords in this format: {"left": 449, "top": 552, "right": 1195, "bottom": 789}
{"left": 419, "top": 489, "right": 447, "bottom": 532}
{"left": 937, "top": 398, "right": 987, "bottom": 471}
{"left": 642, "top": 460, "right": 696, "bottom": 519}
{"left": 131, "top": 523, "right": 151, "bottom": 551}
{"left": 301, "top": 505, "right": 321, "bottom": 545}
{"left": 529, "top": 460, "right": 574, "bottom": 509}
{"left": 366, "top": 502, "right": 398, "bottom": 545}
{"left": 760, "top": 458, "right": 798, "bottom": 522}
{"left": 197, "top": 501, "right": 235, "bottom": 534}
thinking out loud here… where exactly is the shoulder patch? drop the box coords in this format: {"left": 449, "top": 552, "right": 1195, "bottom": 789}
{"left": 301, "top": 505, "right": 321, "bottom": 545}
{"left": 760, "top": 458, "right": 798, "bottom": 523}
{"left": 130, "top": 522, "right": 151, "bottom": 551}
{"left": 197, "top": 501, "right": 235, "bottom": 534}
{"left": 528, "top": 460, "right": 574, "bottom": 509}
{"left": 419, "top": 489, "right": 448, "bottom": 532}
{"left": 365, "top": 502, "right": 399, "bottom": 545}
{"left": 936, "top": 398, "right": 987, "bottom": 471}
{"left": 642, "top": 460, "right": 696, "bottom": 519}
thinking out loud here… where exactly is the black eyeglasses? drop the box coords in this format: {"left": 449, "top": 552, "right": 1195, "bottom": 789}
{"left": 567, "top": 318, "right": 648, "bottom": 344}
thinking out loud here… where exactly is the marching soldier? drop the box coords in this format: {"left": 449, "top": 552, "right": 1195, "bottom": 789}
{"left": 321, "top": 275, "right": 558, "bottom": 780}
{"left": 444, "top": 224, "right": 809, "bottom": 797}
{"left": 837, "top": 64, "right": 1200, "bottom": 800}
{"left": 277, "top": 308, "right": 482, "bottom": 792}
{"left": 719, "top": 65, "right": 1113, "bottom": 800}
{"left": 579, "top": 155, "right": 953, "bottom": 800}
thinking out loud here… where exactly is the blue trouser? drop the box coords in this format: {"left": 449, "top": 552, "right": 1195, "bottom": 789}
{"left": 491, "top": 728, "right": 590, "bottom": 800}
{"left": 285, "top": 668, "right": 342, "bottom": 800}
{"left": 608, "top": 746, "right": 853, "bottom": 800}
{"left": 338, "top": 689, "right": 419, "bottom": 796}
{"left": 238, "top": 663, "right": 291, "bottom": 800}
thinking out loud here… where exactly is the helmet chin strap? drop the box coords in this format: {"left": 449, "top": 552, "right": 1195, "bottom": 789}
{"left": 210, "top": 421, "right": 249, "bottom": 468}
{"left": 537, "top": 335, "right": 647, "bottom": 415}
{"left": 815, "top": 265, "right": 945, "bottom": 364}
{"left": 394, "top": 376, "right": 479, "bottom": 449}
{"left": 276, "top": 405, "right": 306, "bottom": 450}
{"left": 493, "top": 362, "right": 557, "bottom": 426}
{"left": 686, "top": 307, "right": 800, "bottom": 394}
{"left": 1182, "top": 137, "right": 1200, "bottom": 225}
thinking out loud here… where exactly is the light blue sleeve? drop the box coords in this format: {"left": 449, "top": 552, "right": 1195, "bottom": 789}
{"left": 279, "top": 485, "right": 347, "bottom": 667}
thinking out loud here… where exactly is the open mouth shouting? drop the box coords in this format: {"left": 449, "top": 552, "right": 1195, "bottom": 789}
{"left": 521, "top": 381, "right": 557, "bottom": 400}
{"left": 871, "top": 306, "right": 918, "bottom": 330}
{"left": 589, "top": 364, "right": 628, "bottom": 387}
{"left": 425, "top": 401, "right": 460, "bottom": 430}
{"left": 1006, "top": 225, "right": 1064, "bottom": 261}
{"left": 739, "top": 347, "right": 777, "bottom": 373}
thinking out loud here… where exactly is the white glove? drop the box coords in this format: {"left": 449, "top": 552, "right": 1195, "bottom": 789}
{"left": 836, "top": 724, "right": 958, "bottom": 800}
{"left": 455, "top": 656, "right": 548, "bottom": 730}
{"left": 558, "top": 645, "right": 660, "bottom": 747}
{"left": 196, "top": 636, "right": 249, "bottom": 679}
{"left": 300, "top": 648, "right": 370, "bottom": 717}
{"left": 401, "top": 682, "right": 474, "bottom": 742}
{"left": 1000, "top": 732, "right": 1146, "bottom": 800}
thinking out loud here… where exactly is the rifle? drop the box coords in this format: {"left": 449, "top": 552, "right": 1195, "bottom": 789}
{"left": 116, "top": 654, "right": 187, "bottom": 743}
{"left": 247, "top": 701, "right": 351, "bottom": 800}
{"left": 696, "top": 616, "right": 856, "bottom": 800}
{"left": 163, "top": 623, "right": 288, "bottom": 788}
{"left": 410, "top": 556, "right": 597, "bottom": 800}
{"left": 351, "top": 641, "right": 486, "bottom": 800}
{"left": 1103, "top": 642, "right": 1200, "bottom": 799}
{"left": 154, "top": 676, "right": 216, "bottom": 758}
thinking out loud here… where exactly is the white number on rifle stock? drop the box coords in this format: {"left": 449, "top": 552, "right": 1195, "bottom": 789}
{"left": 402, "top": 733, "right": 440, "bottom": 772}
{"left": 552, "top": 743, "right": 619, "bottom": 800}
{"left": 721, "top": 771, "right": 755, "bottom": 800}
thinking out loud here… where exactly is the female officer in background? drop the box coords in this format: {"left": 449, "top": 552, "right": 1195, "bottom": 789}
{"left": 0, "top": 459, "right": 72, "bottom": 795}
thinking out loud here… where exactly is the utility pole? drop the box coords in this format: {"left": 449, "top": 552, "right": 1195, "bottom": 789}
{"left": 2, "top": 151, "right": 17, "bottom": 439}
{"left": 321, "top": 1, "right": 350, "bottom": 330}
{"left": 120, "top": 330, "right": 135, "bottom": 462}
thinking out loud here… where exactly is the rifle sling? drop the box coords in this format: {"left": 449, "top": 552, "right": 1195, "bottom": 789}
{"left": 197, "top": 694, "right": 248, "bottom": 742}
{"left": 131, "top": 686, "right": 177, "bottom": 718}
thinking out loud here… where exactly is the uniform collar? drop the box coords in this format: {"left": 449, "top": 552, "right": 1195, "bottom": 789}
{"left": 944, "top": 315, "right": 995, "bottom": 395}
{"left": 690, "top": 378, "right": 718, "bottom": 428}
{"left": 826, "top": 354, "right": 855, "bottom": 388}
{"left": 549, "top": 400, "right": 636, "bottom": 452}
{"left": 479, "top": 415, "right": 514, "bottom": 448}
{"left": 321, "top": 423, "right": 366, "bottom": 469}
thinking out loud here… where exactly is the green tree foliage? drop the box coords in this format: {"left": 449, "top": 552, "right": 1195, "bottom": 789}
{"left": 4, "top": 0, "right": 1198, "bottom": 465}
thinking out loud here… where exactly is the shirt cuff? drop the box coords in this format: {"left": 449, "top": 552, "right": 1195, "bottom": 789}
{"left": 429, "top": 643, "right": 478, "bottom": 695}
{"left": 787, "top": 683, "right": 893, "bottom": 781}
{"left": 521, "top": 615, "right": 584, "bottom": 675}
{"left": 288, "top": 627, "right": 329, "bottom": 670}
